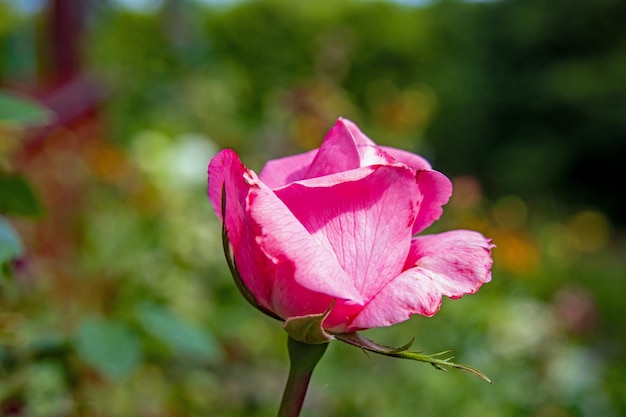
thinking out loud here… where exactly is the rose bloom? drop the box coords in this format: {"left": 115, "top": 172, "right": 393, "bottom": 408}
{"left": 208, "top": 118, "right": 493, "bottom": 333}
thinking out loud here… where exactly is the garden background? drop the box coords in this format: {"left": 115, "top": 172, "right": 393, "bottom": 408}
{"left": 1, "top": 0, "right": 625, "bottom": 416}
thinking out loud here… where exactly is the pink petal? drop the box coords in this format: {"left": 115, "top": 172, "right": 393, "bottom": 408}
{"left": 247, "top": 178, "right": 364, "bottom": 307}
{"left": 348, "top": 230, "right": 494, "bottom": 331}
{"left": 259, "top": 118, "right": 373, "bottom": 187}
{"left": 207, "top": 149, "right": 248, "bottom": 246}
{"left": 305, "top": 119, "right": 361, "bottom": 179}
{"left": 380, "top": 146, "right": 432, "bottom": 171}
{"left": 356, "top": 144, "right": 397, "bottom": 166}
{"left": 341, "top": 118, "right": 399, "bottom": 166}
{"left": 208, "top": 150, "right": 365, "bottom": 328}
{"left": 207, "top": 149, "right": 273, "bottom": 308}
{"left": 340, "top": 117, "right": 376, "bottom": 146}
{"left": 412, "top": 169, "right": 453, "bottom": 234}
{"left": 273, "top": 164, "right": 419, "bottom": 300}
{"left": 341, "top": 118, "right": 434, "bottom": 170}
{"left": 258, "top": 149, "right": 318, "bottom": 188}
{"left": 267, "top": 270, "right": 364, "bottom": 332}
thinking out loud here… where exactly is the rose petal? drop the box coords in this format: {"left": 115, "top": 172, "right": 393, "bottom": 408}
{"left": 274, "top": 164, "right": 419, "bottom": 300}
{"left": 258, "top": 149, "right": 318, "bottom": 188}
{"left": 380, "top": 146, "right": 432, "bottom": 171}
{"left": 348, "top": 230, "right": 494, "bottom": 331}
{"left": 207, "top": 149, "right": 248, "bottom": 247}
{"left": 357, "top": 144, "right": 397, "bottom": 166}
{"left": 305, "top": 119, "right": 362, "bottom": 179}
{"left": 341, "top": 118, "right": 399, "bottom": 166}
{"left": 247, "top": 178, "right": 364, "bottom": 306}
{"left": 412, "top": 169, "right": 453, "bottom": 235}
{"left": 340, "top": 117, "right": 375, "bottom": 146}
{"left": 209, "top": 150, "right": 371, "bottom": 329}
{"left": 267, "top": 266, "right": 363, "bottom": 332}
{"left": 207, "top": 149, "right": 274, "bottom": 308}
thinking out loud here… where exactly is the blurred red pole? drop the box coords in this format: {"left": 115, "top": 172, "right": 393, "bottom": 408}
{"left": 21, "top": 0, "right": 107, "bottom": 148}
{"left": 49, "top": 0, "right": 87, "bottom": 83}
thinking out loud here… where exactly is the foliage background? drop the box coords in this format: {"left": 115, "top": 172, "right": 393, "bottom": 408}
{"left": 1, "top": 0, "right": 625, "bottom": 416}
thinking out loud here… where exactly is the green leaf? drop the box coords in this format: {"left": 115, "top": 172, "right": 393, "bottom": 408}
{"left": 336, "top": 332, "right": 492, "bottom": 383}
{"left": 0, "top": 91, "right": 54, "bottom": 126}
{"left": 73, "top": 317, "right": 142, "bottom": 380}
{"left": 0, "top": 217, "right": 23, "bottom": 264}
{"left": 0, "top": 173, "right": 43, "bottom": 217}
{"left": 135, "top": 303, "right": 221, "bottom": 361}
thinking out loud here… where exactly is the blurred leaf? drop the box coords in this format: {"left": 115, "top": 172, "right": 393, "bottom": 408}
{"left": 0, "top": 172, "right": 43, "bottom": 217}
{"left": 74, "top": 317, "right": 142, "bottom": 380}
{"left": 0, "top": 92, "right": 54, "bottom": 126}
{"left": 0, "top": 217, "right": 23, "bottom": 264}
{"left": 136, "top": 303, "right": 220, "bottom": 362}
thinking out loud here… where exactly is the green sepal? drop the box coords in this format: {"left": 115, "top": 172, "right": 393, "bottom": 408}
{"left": 220, "top": 183, "right": 281, "bottom": 321}
{"left": 283, "top": 304, "right": 334, "bottom": 344}
{"left": 336, "top": 332, "right": 492, "bottom": 383}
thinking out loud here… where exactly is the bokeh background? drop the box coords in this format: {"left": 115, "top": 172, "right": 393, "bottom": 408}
{"left": 1, "top": 0, "right": 625, "bottom": 416}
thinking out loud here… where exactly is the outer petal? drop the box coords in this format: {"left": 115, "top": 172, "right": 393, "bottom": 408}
{"left": 207, "top": 149, "right": 273, "bottom": 308}
{"left": 207, "top": 149, "right": 249, "bottom": 247}
{"left": 258, "top": 149, "right": 318, "bottom": 188}
{"left": 266, "top": 265, "right": 364, "bottom": 332}
{"left": 412, "top": 169, "right": 453, "bottom": 235}
{"left": 348, "top": 230, "right": 494, "bottom": 331}
{"left": 273, "top": 164, "right": 419, "bottom": 300}
{"left": 247, "top": 177, "right": 364, "bottom": 309}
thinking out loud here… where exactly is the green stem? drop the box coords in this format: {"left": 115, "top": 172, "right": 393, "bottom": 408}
{"left": 277, "top": 337, "right": 329, "bottom": 417}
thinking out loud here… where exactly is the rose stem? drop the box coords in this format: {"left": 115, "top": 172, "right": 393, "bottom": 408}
{"left": 277, "top": 336, "right": 329, "bottom": 417}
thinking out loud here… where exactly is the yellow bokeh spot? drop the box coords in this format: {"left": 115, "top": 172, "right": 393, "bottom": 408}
{"left": 492, "top": 195, "right": 528, "bottom": 230}
{"left": 566, "top": 210, "right": 611, "bottom": 253}
{"left": 493, "top": 230, "right": 541, "bottom": 277}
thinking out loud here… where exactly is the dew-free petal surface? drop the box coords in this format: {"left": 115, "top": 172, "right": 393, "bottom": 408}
{"left": 305, "top": 119, "right": 361, "bottom": 179}
{"left": 258, "top": 149, "right": 318, "bottom": 188}
{"left": 207, "top": 149, "right": 274, "bottom": 308}
{"left": 380, "top": 146, "right": 432, "bottom": 171}
{"left": 412, "top": 169, "right": 453, "bottom": 235}
{"left": 207, "top": 149, "right": 248, "bottom": 247}
{"left": 248, "top": 179, "right": 364, "bottom": 307}
{"left": 349, "top": 230, "right": 493, "bottom": 330}
{"left": 274, "top": 164, "right": 419, "bottom": 300}
{"left": 340, "top": 118, "right": 375, "bottom": 146}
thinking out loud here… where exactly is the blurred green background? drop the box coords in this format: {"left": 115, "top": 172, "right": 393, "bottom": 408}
{"left": 1, "top": 0, "right": 625, "bottom": 416}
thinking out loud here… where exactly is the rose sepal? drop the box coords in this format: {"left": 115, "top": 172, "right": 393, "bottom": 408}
{"left": 335, "top": 332, "right": 492, "bottom": 384}
{"left": 283, "top": 303, "right": 335, "bottom": 344}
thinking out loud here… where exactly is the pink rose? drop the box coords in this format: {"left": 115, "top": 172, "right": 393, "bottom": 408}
{"left": 208, "top": 118, "right": 494, "bottom": 333}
